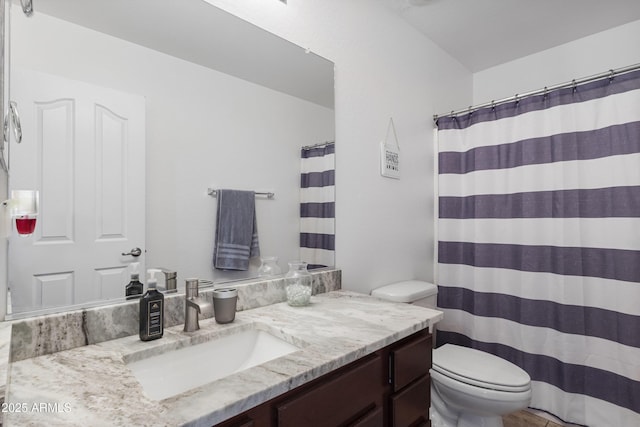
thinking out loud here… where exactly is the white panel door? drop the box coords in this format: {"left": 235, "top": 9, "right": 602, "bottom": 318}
{"left": 9, "top": 69, "right": 145, "bottom": 313}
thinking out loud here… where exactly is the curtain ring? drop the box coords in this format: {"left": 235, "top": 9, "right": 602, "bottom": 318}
{"left": 609, "top": 69, "right": 615, "bottom": 82}
{"left": 491, "top": 100, "right": 496, "bottom": 111}
{"left": 543, "top": 87, "right": 548, "bottom": 99}
{"left": 572, "top": 79, "right": 577, "bottom": 93}
{"left": 514, "top": 94, "right": 519, "bottom": 106}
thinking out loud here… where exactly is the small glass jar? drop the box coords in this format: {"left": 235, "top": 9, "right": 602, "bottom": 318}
{"left": 285, "top": 261, "right": 312, "bottom": 306}
{"left": 258, "top": 256, "right": 282, "bottom": 277}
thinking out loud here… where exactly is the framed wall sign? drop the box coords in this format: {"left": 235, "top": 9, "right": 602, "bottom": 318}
{"left": 380, "top": 117, "right": 400, "bottom": 179}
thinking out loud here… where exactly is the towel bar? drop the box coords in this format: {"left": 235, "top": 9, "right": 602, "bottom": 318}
{"left": 207, "top": 188, "right": 275, "bottom": 199}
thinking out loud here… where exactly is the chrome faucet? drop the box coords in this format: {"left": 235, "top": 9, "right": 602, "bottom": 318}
{"left": 154, "top": 268, "right": 177, "bottom": 293}
{"left": 184, "top": 278, "right": 212, "bottom": 332}
{"left": 160, "top": 268, "right": 177, "bottom": 293}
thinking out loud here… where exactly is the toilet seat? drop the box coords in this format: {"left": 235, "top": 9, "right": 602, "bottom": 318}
{"left": 432, "top": 344, "right": 531, "bottom": 392}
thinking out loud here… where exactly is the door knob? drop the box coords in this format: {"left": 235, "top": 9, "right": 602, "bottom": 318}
{"left": 122, "top": 247, "right": 142, "bottom": 257}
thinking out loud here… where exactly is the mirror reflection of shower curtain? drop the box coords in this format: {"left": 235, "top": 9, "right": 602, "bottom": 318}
{"left": 300, "top": 142, "right": 335, "bottom": 269}
{"left": 435, "top": 69, "right": 640, "bottom": 427}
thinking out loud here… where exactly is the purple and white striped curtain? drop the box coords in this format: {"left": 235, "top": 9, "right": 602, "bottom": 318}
{"left": 300, "top": 142, "right": 335, "bottom": 269}
{"left": 436, "top": 69, "right": 640, "bottom": 427}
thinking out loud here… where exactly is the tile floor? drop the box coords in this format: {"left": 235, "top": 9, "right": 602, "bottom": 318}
{"left": 503, "top": 410, "right": 565, "bottom": 427}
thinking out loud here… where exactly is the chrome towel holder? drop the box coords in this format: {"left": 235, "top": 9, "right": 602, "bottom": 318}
{"left": 207, "top": 188, "right": 275, "bottom": 199}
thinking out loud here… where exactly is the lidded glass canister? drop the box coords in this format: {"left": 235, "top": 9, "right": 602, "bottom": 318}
{"left": 285, "top": 261, "right": 312, "bottom": 306}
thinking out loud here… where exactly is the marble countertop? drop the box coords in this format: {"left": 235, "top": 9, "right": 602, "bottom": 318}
{"left": 0, "top": 321, "right": 11, "bottom": 398}
{"left": 3, "top": 291, "right": 442, "bottom": 427}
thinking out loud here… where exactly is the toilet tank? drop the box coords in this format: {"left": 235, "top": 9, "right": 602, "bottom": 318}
{"left": 371, "top": 280, "right": 438, "bottom": 309}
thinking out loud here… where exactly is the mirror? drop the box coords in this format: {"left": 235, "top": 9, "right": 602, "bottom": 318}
{"left": 5, "top": 0, "right": 335, "bottom": 317}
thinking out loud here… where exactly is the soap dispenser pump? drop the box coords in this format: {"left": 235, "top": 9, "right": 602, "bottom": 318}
{"left": 125, "top": 262, "right": 143, "bottom": 299}
{"left": 139, "top": 269, "right": 164, "bottom": 341}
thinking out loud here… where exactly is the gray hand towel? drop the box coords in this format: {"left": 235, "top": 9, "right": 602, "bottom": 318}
{"left": 213, "top": 189, "right": 260, "bottom": 270}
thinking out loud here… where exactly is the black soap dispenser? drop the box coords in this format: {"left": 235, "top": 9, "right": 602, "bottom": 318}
{"left": 139, "top": 269, "right": 164, "bottom": 341}
{"left": 125, "top": 262, "right": 143, "bottom": 299}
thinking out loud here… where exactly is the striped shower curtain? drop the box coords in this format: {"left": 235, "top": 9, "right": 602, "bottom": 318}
{"left": 436, "top": 69, "right": 640, "bottom": 427}
{"left": 300, "top": 142, "right": 335, "bottom": 269}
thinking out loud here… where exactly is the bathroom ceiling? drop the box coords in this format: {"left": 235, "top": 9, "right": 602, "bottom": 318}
{"left": 31, "top": 0, "right": 335, "bottom": 108}
{"left": 388, "top": 0, "right": 640, "bottom": 72}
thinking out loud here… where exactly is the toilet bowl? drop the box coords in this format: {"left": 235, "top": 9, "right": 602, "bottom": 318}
{"left": 371, "top": 281, "right": 532, "bottom": 427}
{"left": 430, "top": 344, "right": 532, "bottom": 427}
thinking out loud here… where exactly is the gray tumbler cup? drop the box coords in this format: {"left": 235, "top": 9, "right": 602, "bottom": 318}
{"left": 212, "top": 288, "right": 238, "bottom": 324}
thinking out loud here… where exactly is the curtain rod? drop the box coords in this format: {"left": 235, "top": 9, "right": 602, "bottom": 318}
{"left": 302, "top": 140, "right": 335, "bottom": 150}
{"left": 433, "top": 63, "right": 640, "bottom": 122}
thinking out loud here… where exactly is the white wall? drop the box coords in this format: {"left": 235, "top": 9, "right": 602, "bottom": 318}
{"left": 206, "top": 0, "right": 472, "bottom": 294}
{"left": 473, "top": 19, "right": 640, "bottom": 104}
{"left": 9, "top": 10, "right": 334, "bottom": 287}
{"left": 11, "top": 2, "right": 636, "bottom": 305}
{"left": 0, "top": 166, "right": 6, "bottom": 318}
{"left": 0, "top": 0, "right": 7, "bottom": 318}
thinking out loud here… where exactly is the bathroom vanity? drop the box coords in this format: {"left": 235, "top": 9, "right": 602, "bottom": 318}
{"left": 218, "top": 329, "right": 432, "bottom": 427}
{"left": 3, "top": 290, "right": 442, "bottom": 426}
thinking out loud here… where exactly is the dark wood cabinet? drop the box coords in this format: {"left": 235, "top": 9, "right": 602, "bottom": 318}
{"left": 218, "top": 418, "right": 255, "bottom": 427}
{"left": 390, "top": 376, "right": 430, "bottom": 426}
{"left": 214, "top": 329, "right": 432, "bottom": 427}
{"left": 389, "top": 333, "right": 432, "bottom": 427}
{"left": 277, "top": 354, "right": 384, "bottom": 426}
{"left": 390, "top": 335, "right": 432, "bottom": 390}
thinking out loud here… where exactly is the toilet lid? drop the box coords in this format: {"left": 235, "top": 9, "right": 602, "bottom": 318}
{"left": 371, "top": 280, "right": 437, "bottom": 303}
{"left": 432, "top": 344, "right": 531, "bottom": 392}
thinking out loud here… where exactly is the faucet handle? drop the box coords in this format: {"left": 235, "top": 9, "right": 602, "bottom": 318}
{"left": 185, "top": 278, "right": 199, "bottom": 299}
{"left": 160, "top": 269, "right": 177, "bottom": 291}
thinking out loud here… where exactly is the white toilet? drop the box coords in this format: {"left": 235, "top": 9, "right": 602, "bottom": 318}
{"left": 371, "top": 281, "right": 532, "bottom": 427}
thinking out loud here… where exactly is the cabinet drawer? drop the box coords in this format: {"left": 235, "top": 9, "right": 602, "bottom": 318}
{"left": 350, "top": 406, "right": 384, "bottom": 427}
{"left": 391, "top": 334, "right": 431, "bottom": 391}
{"left": 214, "top": 415, "right": 254, "bottom": 427}
{"left": 277, "top": 354, "right": 384, "bottom": 427}
{"left": 390, "top": 375, "right": 430, "bottom": 427}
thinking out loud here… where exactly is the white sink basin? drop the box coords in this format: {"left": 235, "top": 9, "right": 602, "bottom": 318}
{"left": 127, "top": 328, "right": 301, "bottom": 400}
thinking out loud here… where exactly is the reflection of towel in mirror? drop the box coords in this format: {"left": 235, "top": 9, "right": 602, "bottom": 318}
{"left": 213, "top": 189, "right": 260, "bottom": 270}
